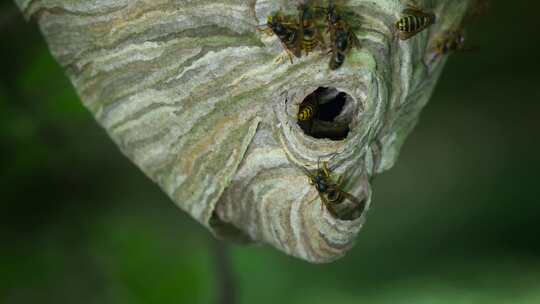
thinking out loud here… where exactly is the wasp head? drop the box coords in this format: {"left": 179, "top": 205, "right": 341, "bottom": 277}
{"left": 267, "top": 13, "right": 286, "bottom": 34}
{"left": 395, "top": 19, "right": 405, "bottom": 31}
{"left": 327, "top": 4, "right": 341, "bottom": 24}
{"left": 298, "top": 4, "right": 314, "bottom": 27}
{"left": 314, "top": 175, "right": 328, "bottom": 193}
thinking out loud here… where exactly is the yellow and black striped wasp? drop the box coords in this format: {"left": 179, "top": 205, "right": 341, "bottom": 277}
{"left": 297, "top": 3, "right": 326, "bottom": 56}
{"left": 295, "top": 94, "right": 319, "bottom": 133}
{"left": 321, "top": 1, "right": 361, "bottom": 69}
{"left": 297, "top": 100, "right": 318, "bottom": 122}
{"left": 257, "top": 11, "right": 302, "bottom": 63}
{"left": 302, "top": 158, "right": 366, "bottom": 218}
{"left": 395, "top": 3, "right": 436, "bottom": 40}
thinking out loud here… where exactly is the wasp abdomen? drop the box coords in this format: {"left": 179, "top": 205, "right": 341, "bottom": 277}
{"left": 397, "top": 15, "right": 432, "bottom": 32}
{"left": 298, "top": 104, "right": 316, "bottom": 121}
{"left": 396, "top": 6, "right": 436, "bottom": 40}
{"left": 329, "top": 51, "right": 345, "bottom": 70}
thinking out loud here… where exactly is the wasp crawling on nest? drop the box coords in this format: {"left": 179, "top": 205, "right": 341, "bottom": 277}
{"left": 431, "top": 30, "right": 470, "bottom": 57}
{"left": 395, "top": 2, "right": 436, "bottom": 40}
{"left": 302, "top": 158, "right": 366, "bottom": 220}
{"left": 320, "top": 1, "right": 361, "bottom": 70}
{"left": 293, "top": 87, "right": 321, "bottom": 135}
{"left": 297, "top": 3, "right": 327, "bottom": 56}
{"left": 296, "top": 95, "right": 319, "bottom": 134}
{"left": 257, "top": 10, "right": 302, "bottom": 64}
{"left": 258, "top": 3, "right": 327, "bottom": 64}
{"left": 258, "top": 1, "right": 361, "bottom": 70}
{"left": 428, "top": 0, "right": 489, "bottom": 63}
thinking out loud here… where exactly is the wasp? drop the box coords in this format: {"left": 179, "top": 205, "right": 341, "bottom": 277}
{"left": 432, "top": 29, "right": 472, "bottom": 57}
{"left": 258, "top": 11, "right": 301, "bottom": 63}
{"left": 297, "top": 3, "right": 326, "bottom": 56}
{"left": 288, "top": 92, "right": 319, "bottom": 133}
{"left": 297, "top": 98, "right": 318, "bottom": 121}
{"left": 395, "top": 3, "right": 436, "bottom": 40}
{"left": 322, "top": 2, "right": 361, "bottom": 70}
{"left": 295, "top": 96, "right": 319, "bottom": 134}
{"left": 302, "top": 159, "right": 366, "bottom": 217}
{"left": 429, "top": 0, "right": 486, "bottom": 61}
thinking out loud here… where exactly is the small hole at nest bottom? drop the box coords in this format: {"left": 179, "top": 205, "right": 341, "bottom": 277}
{"left": 296, "top": 87, "right": 353, "bottom": 140}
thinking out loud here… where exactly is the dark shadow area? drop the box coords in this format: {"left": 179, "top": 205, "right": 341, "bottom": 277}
{"left": 317, "top": 91, "right": 347, "bottom": 122}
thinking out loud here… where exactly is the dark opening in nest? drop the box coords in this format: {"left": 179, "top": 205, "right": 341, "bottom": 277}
{"left": 297, "top": 87, "right": 353, "bottom": 140}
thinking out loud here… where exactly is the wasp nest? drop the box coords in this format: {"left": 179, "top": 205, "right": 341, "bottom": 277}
{"left": 17, "top": 0, "right": 473, "bottom": 262}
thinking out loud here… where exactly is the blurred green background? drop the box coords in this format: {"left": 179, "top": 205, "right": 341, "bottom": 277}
{"left": 1, "top": 1, "right": 539, "bottom": 303}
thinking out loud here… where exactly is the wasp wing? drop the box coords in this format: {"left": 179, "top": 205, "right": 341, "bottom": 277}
{"left": 399, "top": 28, "right": 424, "bottom": 40}
{"left": 350, "top": 31, "right": 361, "bottom": 49}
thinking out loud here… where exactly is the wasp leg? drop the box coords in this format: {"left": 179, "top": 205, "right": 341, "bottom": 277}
{"left": 322, "top": 161, "right": 332, "bottom": 178}
{"left": 274, "top": 49, "right": 295, "bottom": 64}
{"left": 319, "top": 193, "right": 328, "bottom": 211}
{"left": 351, "top": 32, "right": 361, "bottom": 49}
{"left": 321, "top": 194, "right": 338, "bottom": 216}
{"left": 287, "top": 50, "right": 294, "bottom": 63}
{"left": 306, "top": 192, "right": 319, "bottom": 205}
{"left": 274, "top": 54, "right": 285, "bottom": 64}
{"left": 337, "top": 175, "right": 344, "bottom": 186}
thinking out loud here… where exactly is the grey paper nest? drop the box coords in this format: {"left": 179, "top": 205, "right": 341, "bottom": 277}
{"left": 17, "top": 0, "right": 472, "bottom": 263}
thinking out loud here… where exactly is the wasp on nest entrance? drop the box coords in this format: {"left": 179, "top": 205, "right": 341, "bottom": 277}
{"left": 297, "top": 87, "right": 354, "bottom": 140}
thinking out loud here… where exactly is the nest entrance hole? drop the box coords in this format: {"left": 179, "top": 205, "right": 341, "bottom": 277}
{"left": 297, "top": 87, "right": 352, "bottom": 140}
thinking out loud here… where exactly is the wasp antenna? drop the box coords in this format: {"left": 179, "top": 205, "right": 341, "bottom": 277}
{"left": 300, "top": 165, "right": 315, "bottom": 179}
